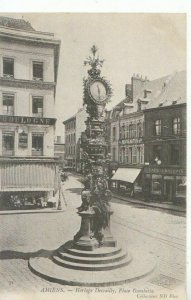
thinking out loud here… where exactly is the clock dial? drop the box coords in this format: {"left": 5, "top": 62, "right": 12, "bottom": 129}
{"left": 90, "top": 81, "right": 107, "bottom": 102}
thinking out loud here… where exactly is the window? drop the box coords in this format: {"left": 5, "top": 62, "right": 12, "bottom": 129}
{"left": 112, "top": 127, "right": 116, "bottom": 141}
{"left": 173, "top": 117, "right": 181, "bottom": 135}
{"left": 32, "top": 97, "right": 43, "bottom": 117}
{"left": 170, "top": 144, "right": 180, "bottom": 165}
{"left": 132, "top": 147, "right": 137, "bottom": 164}
{"left": 3, "top": 58, "right": 14, "bottom": 78}
{"left": 129, "top": 147, "right": 132, "bottom": 164}
{"left": 112, "top": 147, "right": 116, "bottom": 161}
{"left": 129, "top": 124, "right": 133, "bottom": 138}
{"left": 3, "top": 94, "right": 14, "bottom": 115}
{"left": 120, "top": 147, "right": 125, "bottom": 163}
{"left": 120, "top": 124, "right": 125, "bottom": 139}
{"left": 126, "top": 125, "right": 129, "bottom": 139}
{"left": 137, "top": 147, "right": 141, "bottom": 164}
{"left": 129, "top": 124, "right": 136, "bottom": 138}
{"left": 2, "top": 132, "right": 14, "bottom": 156}
{"left": 125, "top": 147, "right": 128, "bottom": 163}
{"left": 33, "top": 61, "right": 43, "bottom": 81}
{"left": 154, "top": 120, "right": 161, "bottom": 136}
{"left": 32, "top": 133, "right": 43, "bottom": 156}
{"left": 153, "top": 145, "right": 162, "bottom": 162}
{"left": 137, "top": 122, "right": 142, "bottom": 138}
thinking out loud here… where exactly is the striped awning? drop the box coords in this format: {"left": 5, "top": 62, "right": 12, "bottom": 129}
{"left": 0, "top": 162, "right": 56, "bottom": 191}
{"left": 111, "top": 168, "right": 142, "bottom": 184}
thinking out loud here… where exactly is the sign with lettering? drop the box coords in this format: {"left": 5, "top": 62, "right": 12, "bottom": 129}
{"left": 144, "top": 166, "right": 186, "bottom": 176}
{"left": 0, "top": 115, "right": 56, "bottom": 125}
{"left": 119, "top": 138, "right": 143, "bottom": 145}
{"left": 19, "top": 132, "right": 28, "bottom": 148}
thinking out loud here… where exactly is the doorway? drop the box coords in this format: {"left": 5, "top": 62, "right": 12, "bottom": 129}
{"left": 164, "top": 180, "right": 174, "bottom": 202}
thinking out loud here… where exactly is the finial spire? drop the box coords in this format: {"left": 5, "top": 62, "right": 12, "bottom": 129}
{"left": 84, "top": 45, "right": 104, "bottom": 77}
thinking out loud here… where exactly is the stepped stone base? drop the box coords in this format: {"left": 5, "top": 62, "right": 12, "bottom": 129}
{"left": 28, "top": 240, "right": 156, "bottom": 287}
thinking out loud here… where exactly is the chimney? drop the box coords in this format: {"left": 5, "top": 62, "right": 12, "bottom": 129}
{"left": 131, "top": 74, "right": 149, "bottom": 101}
{"left": 125, "top": 84, "right": 132, "bottom": 97}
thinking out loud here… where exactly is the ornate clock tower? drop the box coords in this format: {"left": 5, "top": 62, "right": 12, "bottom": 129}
{"left": 29, "top": 46, "right": 155, "bottom": 287}
{"left": 73, "top": 45, "right": 115, "bottom": 249}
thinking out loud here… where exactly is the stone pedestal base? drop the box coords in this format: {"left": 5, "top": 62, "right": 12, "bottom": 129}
{"left": 73, "top": 209, "right": 99, "bottom": 250}
{"left": 29, "top": 240, "right": 156, "bottom": 286}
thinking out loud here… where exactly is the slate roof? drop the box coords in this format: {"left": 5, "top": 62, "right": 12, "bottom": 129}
{"left": 145, "top": 70, "right": 186, "bottom": 109}
{"left": 110, "top": 70, "right": 186, "bottom": 117}
{"left": 0, "top": 16, "right": 35, "bottom": 31}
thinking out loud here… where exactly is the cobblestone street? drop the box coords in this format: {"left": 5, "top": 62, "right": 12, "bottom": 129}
{"left": 0, "top": 175, "right": 186, "bottom": 297}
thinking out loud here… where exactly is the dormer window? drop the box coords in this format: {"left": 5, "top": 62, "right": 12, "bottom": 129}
{"left": 3, "top": 58, "right": 14, "bottom": 78}
{"left": 33, "top": 61, "right": 43, "bottom": 81}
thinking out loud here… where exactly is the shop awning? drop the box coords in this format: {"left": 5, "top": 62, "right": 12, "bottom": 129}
{"left": 0, "top": 162, "right": 56, "bottom": 191}
{"left": 111, "top": 168, "right": 142, "bottom": 184}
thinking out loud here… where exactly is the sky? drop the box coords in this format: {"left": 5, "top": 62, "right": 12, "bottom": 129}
{"left": 1, "top": 13, "right": 186, "bottom": 138}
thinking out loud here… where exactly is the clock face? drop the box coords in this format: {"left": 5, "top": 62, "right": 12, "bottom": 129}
{"left": 89, "top": 81, "right": 107, "bottom": 102}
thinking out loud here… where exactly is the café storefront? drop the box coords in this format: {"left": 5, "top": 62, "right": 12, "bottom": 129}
{"left": 143, "top": 166, "right": 186, "bottom": 203}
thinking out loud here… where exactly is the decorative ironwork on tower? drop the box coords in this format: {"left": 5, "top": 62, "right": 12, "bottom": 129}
{"left": 74, "top": 45, "right": 115, "bottom": 249}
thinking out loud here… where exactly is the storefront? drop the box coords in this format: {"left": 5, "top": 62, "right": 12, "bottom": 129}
{"left": 143, "top": 166, "right": 186, "bottom": 203}
{"left": 0, "top": 158, "right": 58, "bottom": 210}
{"left": 111, "top": 167, "right": 143, "bottom": 198}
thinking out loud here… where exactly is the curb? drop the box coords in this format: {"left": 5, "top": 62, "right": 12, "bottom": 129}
{"left": 113, "top": 195, "right": 186, "bottom": 214}
{"left": 0, "top": 208, "right": 65, "bottom": 216}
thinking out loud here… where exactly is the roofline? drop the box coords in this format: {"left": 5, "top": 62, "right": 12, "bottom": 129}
{"left": 63, "top": 115, "right": 76, "bottom": 124}
{"left": 0, "top": 30, "right": 61, "bottom": 46}
{"left": 143, "top": 102, "right": 186, "bottom": 112}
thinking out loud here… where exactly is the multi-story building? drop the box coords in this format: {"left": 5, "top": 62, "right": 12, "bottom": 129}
{"left": 63, "top": 115, "right": 76, "bottom": 170}
{"left": 110, "top": 71, "right": 186, "bottom": 200}
{"left": 143, "top": 71, "right": 186, "bottom": 203}
{"left": 63, "top": 106, "right": 87, "bottom": 171}
{"left": 54, "top": 136, "right": 65, "bottom": 168}
{"left": 0, "top": 16, "right": 60, "bottom": 208}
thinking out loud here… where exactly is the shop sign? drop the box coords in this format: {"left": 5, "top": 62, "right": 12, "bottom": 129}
{"left": 0, "top": 115, "right": 56, "bottom": 125}
{"left": 144, "top": 167, "right": 185, "bottom": 176}
{"left": 19, "top": 132, "right": 28, "bottom": 148}
{"left": 120, "top": 138, "right": 143, "bottom": 145}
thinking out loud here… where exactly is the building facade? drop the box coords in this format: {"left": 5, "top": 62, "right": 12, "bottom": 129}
{"left": 0, "top": 17, "right": 60, "bottom": 209}
{"left": 63, "top": 115, "right": 76, "bottom": 169}
{"left": 143, "top": 71, "right": 186, "bottom": 203}
{"left": 54, "top": 136, "right": 65, "bottom": 168}
{"left": 110, "top": 71, "right": 186, "bottom": 202}
{"left": 63, "top": 106, "right": 87, "bottom": 171}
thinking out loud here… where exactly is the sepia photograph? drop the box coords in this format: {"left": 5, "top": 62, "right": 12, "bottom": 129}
{"left": 0, "top": 9, "right": 187, "bottom": 300}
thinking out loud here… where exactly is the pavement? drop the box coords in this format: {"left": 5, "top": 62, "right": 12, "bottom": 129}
{"left": 0, "top": 174, "right": 186, "bottom": 299}
{"left": 112, "top": 192, "right": 186, "bottom": 213}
